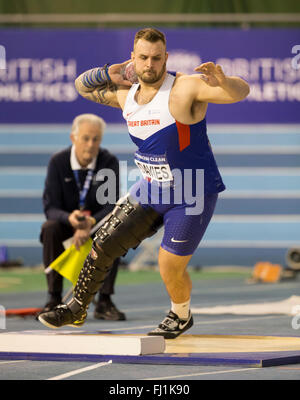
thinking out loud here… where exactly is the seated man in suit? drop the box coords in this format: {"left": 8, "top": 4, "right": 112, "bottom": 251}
{"left": 40, "top": 113, "right": 125, "bottom": 321}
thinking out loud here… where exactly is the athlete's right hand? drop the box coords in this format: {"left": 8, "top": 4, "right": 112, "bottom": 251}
{"left": 108, "top": 60, "right": 134, "bottom": 87}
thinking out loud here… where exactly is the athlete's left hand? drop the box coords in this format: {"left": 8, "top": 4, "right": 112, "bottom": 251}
{"left": 194, "top": 62, "right": 227, "bottom": 87}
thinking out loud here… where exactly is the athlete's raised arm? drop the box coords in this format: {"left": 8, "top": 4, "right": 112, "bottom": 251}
{"left": 181, "top": 62, "right": 250, "bottom": 105}
{"left": 74, "top": 61, "right": 134, "bottom": 108}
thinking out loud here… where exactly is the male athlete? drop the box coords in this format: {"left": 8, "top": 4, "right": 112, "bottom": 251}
{"left": 39, "top": 28, "right": 249, "bottom": 338}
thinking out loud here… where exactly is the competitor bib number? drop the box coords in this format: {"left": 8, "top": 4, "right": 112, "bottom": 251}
{"left": 134, "top": 152, "right": 173, "bottom": 183}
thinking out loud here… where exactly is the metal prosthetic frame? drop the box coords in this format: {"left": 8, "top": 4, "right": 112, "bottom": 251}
{"left": 67, "top": 195, "right": 163, "bottom": 317}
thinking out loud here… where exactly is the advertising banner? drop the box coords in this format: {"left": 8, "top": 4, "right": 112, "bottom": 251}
{"left": 0, "top": 28, "right": 299, "bottom": 123}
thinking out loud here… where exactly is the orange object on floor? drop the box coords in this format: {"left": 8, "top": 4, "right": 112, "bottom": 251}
{"left": 252, "top": 262, "right": 282, "bottom": 283}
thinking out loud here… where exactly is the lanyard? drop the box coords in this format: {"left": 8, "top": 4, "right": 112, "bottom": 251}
{"left": 73, "top": 169, "right": 94, "bottom": 209}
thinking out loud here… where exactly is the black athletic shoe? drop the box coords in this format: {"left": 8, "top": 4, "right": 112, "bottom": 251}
{"left": 94, "top": 300, "right": 126, "bottom": 321}
{"left": 38, "top": 304, "right": 87, "bottom": 329}
{"left": 147, "top": 310, "right": 193, "bottom": 339}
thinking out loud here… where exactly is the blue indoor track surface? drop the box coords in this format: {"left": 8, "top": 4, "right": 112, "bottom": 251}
{"left": 0, "top": 123, "right": 300, "bottom": 266}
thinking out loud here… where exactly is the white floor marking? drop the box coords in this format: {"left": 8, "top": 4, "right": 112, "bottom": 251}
{"left": 47, "top": 360, "right": 112, "bottom": 380}
{"left": 123, "top": 298, "right": 291, "bottom": 313}
{"left": 105, "top": 314, "right": 285, "bottom": 332}
{"left": 144, "top": 367, "right": 257, "bottom": 380}
{"left": 194, "top": 315, "right": 286, "bottom": 326}
{"left": 0, "top": 360, "right": 26, "bottom": 365}
{"left": 102, "top": 324, "right": 156, "bottom": 332}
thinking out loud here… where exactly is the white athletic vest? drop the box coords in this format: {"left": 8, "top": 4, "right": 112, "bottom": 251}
{"left": 122, "top": 73, "right": 175, "bottom": 141}
{"left": 122, "top": 72, "right": 226, "bottom": 195}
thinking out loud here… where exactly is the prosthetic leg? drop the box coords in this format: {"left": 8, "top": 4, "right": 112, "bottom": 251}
{"left": 38, "top": 195, "right": 163, "bottom": 328}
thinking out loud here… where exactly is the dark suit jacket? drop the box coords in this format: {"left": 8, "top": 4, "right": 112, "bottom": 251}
{"left": 43, "top": 146, "right": 120, "bottom": 226}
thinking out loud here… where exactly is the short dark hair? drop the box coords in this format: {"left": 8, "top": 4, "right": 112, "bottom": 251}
{"left": 134, "top": 28, "right": 166, "bottom": 48}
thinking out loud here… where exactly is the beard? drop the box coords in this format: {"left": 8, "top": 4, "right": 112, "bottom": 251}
{"left": 138, "top": 62, "right": 167, "bottom": 84}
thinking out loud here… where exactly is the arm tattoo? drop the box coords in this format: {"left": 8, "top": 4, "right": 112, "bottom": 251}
{"left": 92, "top": 87, "right": 111, "bottom": 104}
{"left": 91, "top": 83, "right": 117, "bottom": 105}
